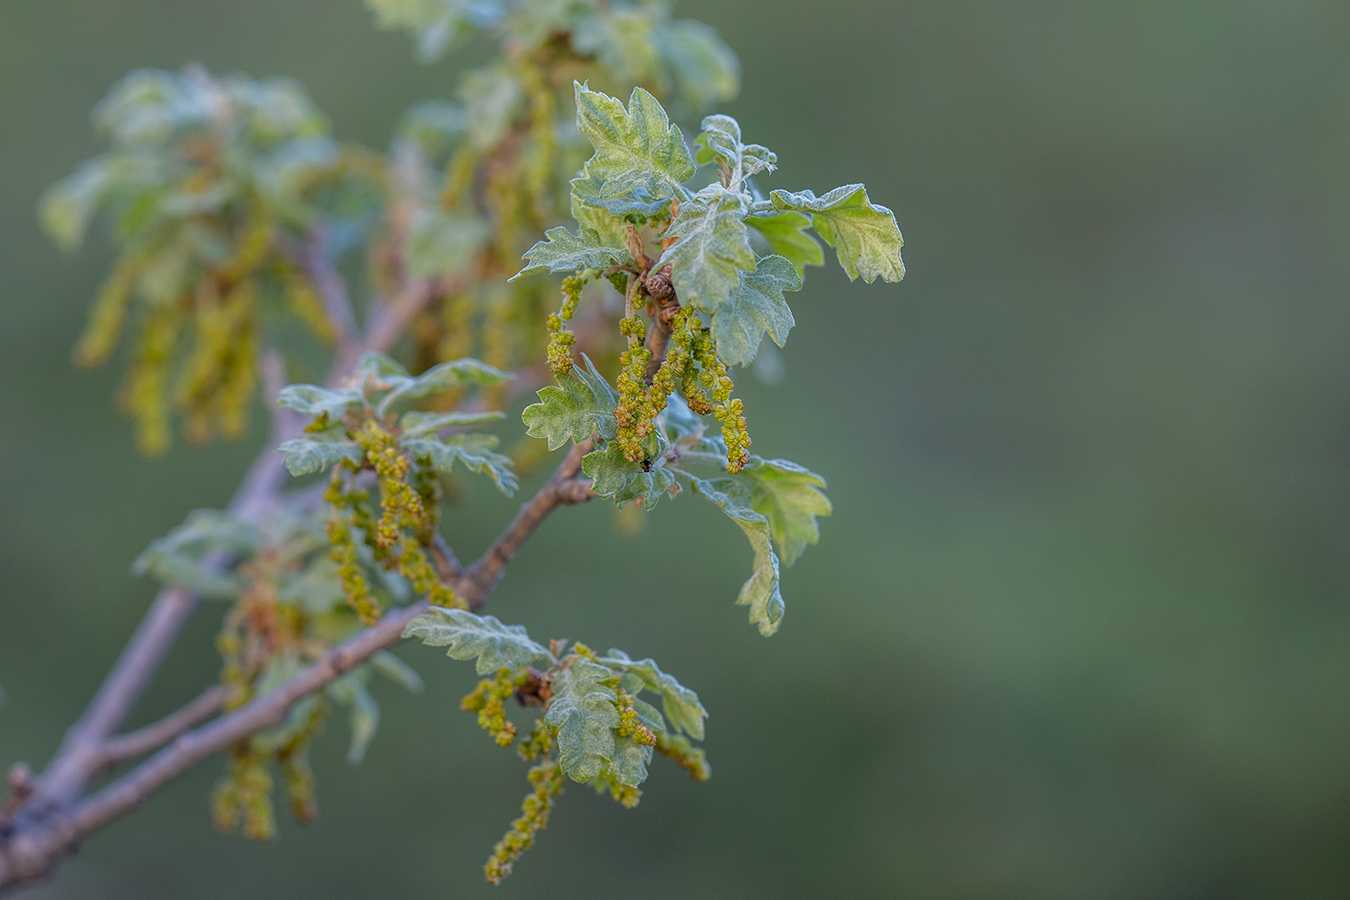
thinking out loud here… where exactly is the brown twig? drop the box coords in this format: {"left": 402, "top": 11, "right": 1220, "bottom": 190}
{"left": 95, "top": 686, "right": 230, "bottom": 770}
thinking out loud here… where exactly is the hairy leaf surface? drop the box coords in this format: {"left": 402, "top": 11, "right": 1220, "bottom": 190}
{"left": 582, "top": 442, "right": 675, "bottom": 507}
{"left": 512, "top": 226, "right": 631, "bottom": 281}
{"left": 544, "top": 658, "right": 621, "bottom": 783}
{"left": 747, "top": 210, "right": 824, "bottom": 278}
{"left": 711, "top": 254, "right": 799, "bottom": 367}
{"left": 598, "top": 649, "right": 707, "bottom": 740}
{"left": 403, "top": 433, "right": 518, "bottom": 495}
{"left": 522, "top": 355, "right": 619, "bottom": 450}
{"left": 658, "top": 184, "right": 755, "bottom": 314}
{"left": 402, "top": 607, "right": 554, "bottom": 674}
{"left": 573, "top": 84, "right": 696, "bottom": 201}
{"left": 695, "top": 114, "right": 775, "bottom": 190}
{"left": 768, "top": 185, "right": 905, "bottom": 283}
{"left": 693, "top": 478, "right": 785, "bottom": 636}
{"left": 742, "top": 457, "right": 831, "bottom": 567}
{"left": 276, "top": 431, "right": 364, "bottom": 476}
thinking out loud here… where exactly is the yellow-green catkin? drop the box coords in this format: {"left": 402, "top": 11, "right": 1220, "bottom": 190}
{"left": 681, "top": 314, "right": 750, "bottom": 472}
{"left": 615, "top": 690, "right": 657, "bottom": 747}
{"left": 124, "top": 300, "right": 182, "bottom": 455}
{"left": 324, "top": 470, "right": 382, "bottom": 626}
{"left": 74, "top": 252, "right": 143, "bottom": 367}
{"left": 613, "top": 312, "right": 657, "bottom": 462}
{"left": 484, "top": 757, "right": 565, "bottom": 884}
{"left": 279, "top": 264, "right": 336, "bottom": 346}
{"left": 462, "top": 668, "right": 519, "bottom": 747}
{"left": 437, "top": 290, "right": 478, "bottom": 370}
{"left": 655, "top": 731, "right": 712, "bottom": 782}
{"left": 213, "top": 739, "right": 277, "bottom": 841}
{"left": 519, "top": 58, "right": 557, "bottom": 224}
{"left": 545, "top": 274, "right": 585, "bottom": 376}
{"left": 593, "top": 768, "right": 642, "bottom": 808}
{"left": 276, "top": 699, "right": 328, "bottom": 825}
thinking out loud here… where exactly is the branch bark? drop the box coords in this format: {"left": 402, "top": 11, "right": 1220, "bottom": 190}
{"left": 0, "top": 435, "right": 596, "bottom": 894}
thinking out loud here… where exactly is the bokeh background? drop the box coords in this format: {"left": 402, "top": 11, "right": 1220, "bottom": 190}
{"left": 3, "top": 1, "right": 1350, "bottom": 897}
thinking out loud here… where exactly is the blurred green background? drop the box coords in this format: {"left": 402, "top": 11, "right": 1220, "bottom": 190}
{"left": 3, "top": 0, "right": 1350, "bottom": 897}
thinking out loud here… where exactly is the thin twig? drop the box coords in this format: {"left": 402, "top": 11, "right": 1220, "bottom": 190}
{"left": 0, "top": 447, "right": 598, "bottom": 893}
{"left": 95, "top": 686, "right": 230, "bottom": 770}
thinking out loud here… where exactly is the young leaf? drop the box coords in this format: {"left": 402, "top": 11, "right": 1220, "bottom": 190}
{"left": 747, "top": 210, "right": 824, "bottom": 278}
{"left": 597, "top": 649, "right": 708, "bottom": 740}
{"left": 657, "top": 19, "right": 740, "bottom": 116}
{"left": 608, "top": 734, "right": 653, "bottom": 788}
{"left": 276, "top": 384, "right": 361, "bottom": 419}
{"left": 363, "top": 0, "right": 492, "bottom": 62}
{"left": 326, "top": 672, "right": 380, "bottom": 765}
{"left": 403, "top": 433, "right": 518, "bottom": 495}
{"left": 406, "top": 209, "right": 489, "bottom": 278}
{"left": 402, "top": 607, "right": 554, "bottom": 675}
{"left": 573, "top": 83, "right": 696, "bottom": 201}
{"left": 521, "top": 355, "right": 619, "bottom": 450}
{"left": 741, "top": 457, "right": 832, "bottom": 567}
{"left": 692, "top": 478, "right": 785, "bottom": 637}
{"left": 582, "top": 442, "right": 675, "bottom": 507}
{"left": 276, "top": 432, "right": 364, "bottom": 476}
{"left": 695, "top": 114, "right": 775, "bottom": 190}
{"left": 399, "top": 409, "right": 505, "bottom": 439}
{"left": 768, "top": 185, "right": 905, "bottom": 283}
{"left": 370, "top": 650, "right": 425, "bottom": 694}
{"left": 511, "top": 226, "right": 631, "bottom": 282}
{"left": 375, "top": 357, "right": 509, "bottom": 413}
{"left": 657, "top": 184, "right": 755, "bottom": 314}
{"left": 710, "top": 254, "right": 800, "bottom": 367}
{"left": 544, "top": 658, "right": 621, "bottom": 783}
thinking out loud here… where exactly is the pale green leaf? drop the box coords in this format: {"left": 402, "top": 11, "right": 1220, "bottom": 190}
{"left": 768, "top": 185, "right": 905, "bottom": 283}
{"left": 521, "top": 355, "right": 619, "bottom": 450}
{"left": 402, "top": 607, "right": 553, "bottom": 674}
{"left": 403, "top": 433, "right": 518, "bottom": 495}
{"left": 657, "top": 183, "right": 755, "bottom": 314}
{"left": 692, "top": 478, "right": 785, "bottom": 637}
{"left": 608, "top": 734, "right": 653, "bottom": 788}
{"left": 364, "top": 0, "right": 492, "bottom": 61}
{"left": 582, "top": 442, "right": 675, "bottom": 508}
{"left": 375, "top": 357, "right": 509, "bottom": 413}
{"left": 399, "top": 408, "right": 505, "bottom": 438}
{"left": 573, "top": 83, "right": 696, "bottom": 201}
{"left": 695, "top": 114, "right": 776, "bottom": 190}
{"left": 40, "top": 161, "right": 110, "bottom": 252}
{"left": 276, "top": 432, "right": 364, "bottom": 476}
{"left": 511, "top": 226, "right": 631, "bottom": 281}
{"left": 598, "top": 649, "right": 707, "bottom": 740}
{"left": 370, "top": 650, "right": 425, "bottom": 694}
{"left": 406, "top": 210, "right": 489, "bottom": 278}
{"left": 657, "top": 19, "right": 740, "bottom": 116}
{"left": 544, "top": 658, "right": 620, "bottom": 783}
{"left": 711, "top": 254, "right": 800, "bottom": 367}
{"left": 741, "top": 458, "right": 831, "bottom": 567}
{"left": 326, "top": 672, "right": 380, "bottom": 765}
{"left": 276, "top": 383, "right": 361, "bottom": 418}
{"left": 747, "top": 210, "right": 824, "bottom": 278}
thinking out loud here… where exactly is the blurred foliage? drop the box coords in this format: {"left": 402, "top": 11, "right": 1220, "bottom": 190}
{"left": 3, "top": 0, "right": 1350, "bottom": 898}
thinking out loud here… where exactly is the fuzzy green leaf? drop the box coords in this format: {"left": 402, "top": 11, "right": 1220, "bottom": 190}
{"left": 582, "top": 442, "right": 675, "bottom": 508}
{"left": 326, "top": 673, "right": 380, "bottom": 765}
{"left": 276, "top": 384, "right": 361, "bottom": 418}
{"left": 132, "top": 510, "right": 256, "bottom": 600}
{"left": 608, "top": 734, "right": 653, "bottom": 787}
{"left": 573, "top": 83, "right": 696, "bottom": 202}
{"left": 276, "top": 432, "right": 364, "bottom": 477}
{"left": 406, "top": 210, "right": 489, "bottom": 278}
{"left": 403, "top": 433, "right": 518, "bottom": 495}
{"left": 741, "top": 458, "right": 831, "bottom": 567}
{"left": 512, "top": 226, "right": 631, "bottom": 281}
{"left": 693, "top": 478, "right": 785, "bottom": 637}
{"left": 544, "top": 658, "right": 621, "bottom": 783}
{"left": 695, "top": 115, "right": 775, "bottom": 190}
{"left": 658, "top": 184, "right": 755, "bottom": 314}
{"left": 399, "top": 409, "right": 505, "bottom": 438}
{"left": 711, "top": 254, "right": 800, "bottom": 367}
{"left": 747, "top": 210, "right": 824, "bottom": 278}
{"left": 375, "top": 357, "right": 509, "bottom": 413}
{"left": 598, "top": 649, "right": 707, "bottom": 740}
{"left": 402, "top": 607, "right": 553, "bottom": 675}
{"left": 768, "top": 185, "right": 905, "bottom": 283}
{"left": 657, "top": 19, "right": 740, "bottom": 116}
{"left": 522, "top": 355, "right": 619, "bottom": 450}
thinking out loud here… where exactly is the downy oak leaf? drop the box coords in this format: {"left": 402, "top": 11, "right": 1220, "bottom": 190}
{"left": 657, "top": 183, "right": 755, "bottom": 314}
{"left": 511, "top": 225, "right": 631, "bottom": 282}
{"left": 544, "top": 657, "right": 622, "bottom": 783}
{"left": 710, "top": 254, "right": 800, "bottom": 367}
{"left": 402, "top": 433, "right": 518, "bottom": 495}
{"left": 406, "top": 209, "right": 489, "bottom": 278}
{"left": 325, "top": 671, "right": 380, "bottom": 765}
{"left": 402, "top": 607, "right": 554, "bottom": 675}
{"left": 695, "top": 114, "right": 776, "bottom": 190}
{"left": 570, "top": 164, "right": 673, "bottom": 219}
{"left": 747, "top": 210, "right": 824, "bottom": 278}
{"left": 276, "top": 430, "right": 364, "bottom": 477}
{"left": 607, "top": 734, "right": 653, "bottom": 788}
{"left": 276, "top": 383, "right": 362, "bottom": 419}
{"left": 582, "top": 441, "right": 676, "bottom": 508}
{"left": 768, "top": 185, "right": 905, "bottom": 283}
{"left": 573, "top": 83, "right": 696, "bottom": 202}
{"left": 692, "top": 477, "right": 785, "bottom": 637}
{"left": 741, "top": 457, "right": 831, "bottom": 567}
{"left": 521, "top": 354, "right": 619, "bottom": 450}
{"left": 597, "top": 649, "right": 707, "bottom": 740}
{"left": 375, "top": 357, "right": 510, "bottom": 414}
{"left": 399, "top": 408, "right": 505, "bottom": 439}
